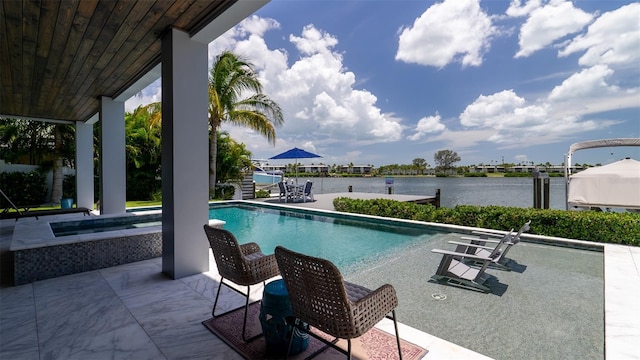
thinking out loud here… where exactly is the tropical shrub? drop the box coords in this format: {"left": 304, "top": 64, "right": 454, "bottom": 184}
{"left": 255, "top": 189, "right": 271, "bottom": 198}
{"left": 333, "top": 198, "right": 640, "bottom": 246}
{"left": 0, "top": 171, "right": 47, "bottom": 207}
{"left": 213, "top": 184, "right": 235, "bottom": 200}
{"left": 63, "top": 174, "right": 76, "bottom": 199}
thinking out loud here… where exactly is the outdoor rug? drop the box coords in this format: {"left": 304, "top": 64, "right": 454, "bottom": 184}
{"left": 202, "top": 303, "right": 427, "bottom": 359}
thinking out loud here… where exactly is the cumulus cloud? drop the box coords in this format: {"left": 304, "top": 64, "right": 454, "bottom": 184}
{"left": 407, "top": 113, "right": 446, "bottom": 141}
{"left": 559, "top": 3, "right": 640, "bottom": 67}
{"left": 458, "top": 89, "right": 618, "bottom": 148}
{"left": 396, "top": 0, "right": 496, "bottom": 68}
{"left": 548, "top": 65, "right": 617, "bottom": 101}
{"left": 124, "top": 79, "right": 161, "bottom": 112}
{"left": 460, "top": 90, "right": 547, "bottom": 130}
{"left": 448, "top": 2, "right": 636, "bottom": 151}
{"left": 505, "top": 0, "right": 543, "bottom": 17}
{"left": 210, "top": 17, "right": 403, "bottom": 156}
{"left": 513, "top": 1, "right": 593, "bottom": 58}
{"left": 546, "top": 64, "right": 638, "bottom": 120}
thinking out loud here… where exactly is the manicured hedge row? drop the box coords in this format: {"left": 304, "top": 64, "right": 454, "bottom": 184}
{"left": 333, "top": 198, "right": 640, "bottom": 246}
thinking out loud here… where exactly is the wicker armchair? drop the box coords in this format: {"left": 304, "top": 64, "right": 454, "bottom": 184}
{"left": 274, "top": 246, "right": 402, "bottom": 359}
{"left": 203, "top": 225, "right": 280, "bottom": 341}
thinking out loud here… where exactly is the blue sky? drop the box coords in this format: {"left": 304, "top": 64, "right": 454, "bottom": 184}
{"left": 126, "top": 0, "right": 640, "bottom": 167}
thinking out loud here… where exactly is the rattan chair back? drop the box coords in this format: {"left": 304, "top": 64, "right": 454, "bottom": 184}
{"left": 275, "top": 246, "right": 364, "bottom": 339}
{"left": 203, "top": 225, "right": 254, "bottom": 285}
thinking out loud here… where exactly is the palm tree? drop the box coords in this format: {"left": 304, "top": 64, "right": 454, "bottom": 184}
{"left": 208, "top": 51, "right": 284, "bottom": 194}
{"left": 125, "top": 103, "right": 163, "bottom": 200}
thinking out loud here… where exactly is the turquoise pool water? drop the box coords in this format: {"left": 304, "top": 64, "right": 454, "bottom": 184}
{"left": 209, "top": 204, "right": 438, "bottom": 274}
{"left": 51, "top": 213, "right": 162, "bottom": 236}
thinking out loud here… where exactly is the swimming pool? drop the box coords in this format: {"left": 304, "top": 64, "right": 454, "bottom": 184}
{"left": 208, "top": 202, "right": 604, "bottom": 360}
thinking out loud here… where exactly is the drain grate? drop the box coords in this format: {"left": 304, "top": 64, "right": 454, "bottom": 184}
{"left": 431, "top": 293, "right": 447, "bottom": 300}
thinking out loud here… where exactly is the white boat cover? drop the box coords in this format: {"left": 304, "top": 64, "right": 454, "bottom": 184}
{"left": 568, "top": 158, "right": 640, "bottom": 209}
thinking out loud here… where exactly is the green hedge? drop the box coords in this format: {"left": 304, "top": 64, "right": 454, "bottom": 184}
{"left": 212, "top": 184, "right": 235, "bottom": 200}
{"left": 0, "top": 171, "right": 48, "bottom": 207}
{"left": 332, "top": 198, "right": 640, "bottom": 246}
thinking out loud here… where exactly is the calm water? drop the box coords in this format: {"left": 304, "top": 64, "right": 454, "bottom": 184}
{"left": 305, "top": 176, "right": 567, "bottom": 209}
{"left": 208, "top": 204, "right": 436, "bottom": 274}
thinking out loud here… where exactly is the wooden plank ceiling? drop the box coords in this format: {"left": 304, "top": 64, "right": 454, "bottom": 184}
{"left": 0, "top": 0, "right": 236, "bottom": 122}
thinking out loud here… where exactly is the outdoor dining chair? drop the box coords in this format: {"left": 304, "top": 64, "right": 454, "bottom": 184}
{"left": 274, "top": 246, "right": 402, "bottom": 359}
{"left": 203, "top": 225, "right": 280, "bottom": 341}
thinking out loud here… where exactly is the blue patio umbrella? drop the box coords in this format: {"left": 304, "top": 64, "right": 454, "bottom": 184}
{"left": 269, "top": 147, "right": 321, "bottom": 184}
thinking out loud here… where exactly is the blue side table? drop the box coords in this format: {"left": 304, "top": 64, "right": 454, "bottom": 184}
{"left": 259, "top": 279, "right": 309, "bottom": 355}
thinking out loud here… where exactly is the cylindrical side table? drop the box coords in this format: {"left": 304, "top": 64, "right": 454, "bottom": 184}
{"left": 259, "top": 279, "right": 309, "bottom": 355}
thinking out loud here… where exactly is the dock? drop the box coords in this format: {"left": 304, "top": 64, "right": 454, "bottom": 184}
{"left": 253, "top": 191, "right": 439, "bottom": 211}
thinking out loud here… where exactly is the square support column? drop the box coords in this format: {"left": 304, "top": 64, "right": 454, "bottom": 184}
{"left": 75, "top": 121, "right": 94, "bottom": 210}
{"left": 99, "top": 97, "right": 126, "bottom": 214}
{"left": 161, "top": 28, "right": 209, "bottom": 279}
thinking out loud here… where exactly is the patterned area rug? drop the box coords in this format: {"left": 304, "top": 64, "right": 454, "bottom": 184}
{"left": 202, "top": 303, "right": 427, "bottom": 360}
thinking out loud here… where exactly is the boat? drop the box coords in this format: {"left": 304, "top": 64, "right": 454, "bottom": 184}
{"left": 252, "top": 161, "right": 284, "bottom": 185}
{"left": 564, "top": 138, "right": 640, "bottom": 211}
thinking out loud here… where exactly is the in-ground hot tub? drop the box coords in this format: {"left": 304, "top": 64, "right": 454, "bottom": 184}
{"left": 11, "top": 212, "right": 163, "bottom": 285}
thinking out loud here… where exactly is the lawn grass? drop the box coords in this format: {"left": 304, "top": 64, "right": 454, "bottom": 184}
{"left": 126, "top": 200, "right": 162, "bottom": 208}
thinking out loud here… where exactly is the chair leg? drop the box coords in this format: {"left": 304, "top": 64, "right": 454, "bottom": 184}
{"left": 212, "top": 277, "right": 226, "bottom": 317}
{"left": 241, "top": 285, "right": 262, "bottom": 342}
{"left": 392, "top": 310, "right": 403, "bottom": 360}
{"left": 212, "top": 280, "right": 262, "bottom": 342}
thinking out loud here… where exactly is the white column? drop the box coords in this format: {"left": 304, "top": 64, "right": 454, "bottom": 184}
{"left": 99, "top": 97, "right": 126, "bottom": 214}
{"left": 75, "top": 121, "right": 94, "bottom": 210}
{"left": 161, "top": 28, "right": 209, "bottom": 279}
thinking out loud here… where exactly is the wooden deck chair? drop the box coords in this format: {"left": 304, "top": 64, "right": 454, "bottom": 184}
{"left": 274, "top": 246, "right": 403, "bottom": 360}
{"left": 203, "top": 225, "right": 280, "bottom": 342}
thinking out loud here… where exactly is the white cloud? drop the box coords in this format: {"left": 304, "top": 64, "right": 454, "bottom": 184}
{"left": 514, "top": 1, "right": 593, "bottom": 58}
{"left": 124, "top": 79, "right": 161, "bottom": 112}
{"left": 514, "top": 154, "right": 530, "bottom": 163}
{"left": 290, "top": 25, "right": 338, "bottom": 56}
{"left": 559, "top": 3, "right": 640, "bottom": 67}
{"left": 210, "top": 17, "right": 404, "bottom": 157}
{"left": 458, "top": 89, "right": 619, "bottom": 149}
{"left": 548, "top": 65, "right": 617, "bottom": 101}
{"left": 396, "top": 0, "right": 496, "bottom": 68}
{"left": 407, "top": 113, "right": 446, "bottom": 141}
{"left": 546, "top": 64, "right": 638, "bottom": 120}
{"left": 420, "top": 128, "right": 498, "bottom": 150}
{"left": 460, "top": 90, "right": 547, "bottom": 130}
{"left": 506, "top": 0, "right": 543, "bottom": 17}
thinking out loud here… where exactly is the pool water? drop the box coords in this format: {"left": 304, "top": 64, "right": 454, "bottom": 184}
{"left": 209, "top": 204, "right": 438, "bottom": 274}
{"left": 51, "top": 213, "right": 161, "bottom": 236}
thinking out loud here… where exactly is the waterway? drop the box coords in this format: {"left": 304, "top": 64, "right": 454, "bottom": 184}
{"left": 302, "top": 176, "right": 566, "bottom": 209}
